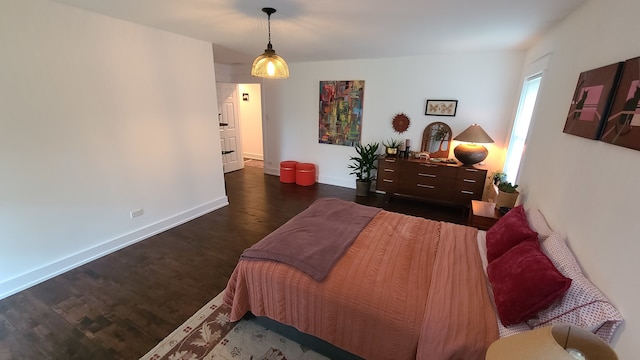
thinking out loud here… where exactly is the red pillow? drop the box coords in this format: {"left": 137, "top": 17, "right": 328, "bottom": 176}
{"left": 486, "top": 205, "right": 538, "bottom": 262}
{"left": 487, "top": 241, "right": 572, "bottom": 326}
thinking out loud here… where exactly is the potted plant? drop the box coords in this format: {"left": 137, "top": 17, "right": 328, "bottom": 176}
{"left": 495, "top": 180, "right": 519, "bottom": 209}
{"left": 491, "top": 171, "right": 507, "bottom": 186}
{"left": 348, "top": 142, "right": 380, "bottom": 196}
{"left": 382, "top": 138, "right": 402, "bottom": 156}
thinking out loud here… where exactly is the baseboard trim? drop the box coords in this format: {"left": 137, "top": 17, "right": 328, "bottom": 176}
{"left": 242, "top": 153, "right": 264, "bottom": 161}
{"left": 0, "top": 196, "right": 229, "bottom": 300}
{"left": 317, "top": 175, "right": 354, "bottom": 189}
{"left": 264, "top": 166, "right": 279, "bottom": 176}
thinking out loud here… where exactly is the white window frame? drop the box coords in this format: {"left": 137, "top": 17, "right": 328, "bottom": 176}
{"left": 503, "top": 73, "right": 543, "bottom": 184}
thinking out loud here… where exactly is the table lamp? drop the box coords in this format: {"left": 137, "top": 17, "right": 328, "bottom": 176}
{"left": 486, "top": 324, "right": 618, "bottom": 360}
{"left": 452, "top": 124, "right": 494, "bottom": 165}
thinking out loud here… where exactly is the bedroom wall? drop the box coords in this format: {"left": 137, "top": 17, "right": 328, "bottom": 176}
{"left": 518, "top": 0, "right": 640, "bottom": 356}
{"left": 259, "top": 51, "right": 525, "bottom": 190}
{"left": 0, "top": 0, "right": 227, "bottom": 298}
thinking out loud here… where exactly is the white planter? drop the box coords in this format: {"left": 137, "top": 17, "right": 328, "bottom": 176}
{"left": 495, "top": 190, "right": 519, "bottom": 209}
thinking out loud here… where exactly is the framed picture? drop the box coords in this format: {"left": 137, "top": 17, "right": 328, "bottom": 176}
{"left": 563, "top": 62, "right": 623, "bottom": 139}
{"left": 425, "top": 100, "right": 457, "bottom": 116}
{"left": 318, "top": 80, "right": 365, "bottom": 146}
{"left": 600, "top": 56, "right": 640, "bottom": 151}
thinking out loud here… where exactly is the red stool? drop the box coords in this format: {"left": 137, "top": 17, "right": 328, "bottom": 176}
{"left": 280, "top": 161, "right": 298, "bottom": 183}
{"left": 296, "top": 163, "right": 316, "bottom": 186}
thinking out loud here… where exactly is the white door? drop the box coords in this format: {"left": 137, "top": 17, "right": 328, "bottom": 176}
{"left": 217, "top": 82, "right": 244, "bottom": 173}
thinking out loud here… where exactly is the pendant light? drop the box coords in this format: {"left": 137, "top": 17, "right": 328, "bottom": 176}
{"left": 251, "top": 7, "right": 289, "bottom": 79}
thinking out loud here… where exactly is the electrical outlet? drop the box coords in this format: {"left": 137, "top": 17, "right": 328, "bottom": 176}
{"left": 130, "top": 209, "right": 144, "bottom": 218}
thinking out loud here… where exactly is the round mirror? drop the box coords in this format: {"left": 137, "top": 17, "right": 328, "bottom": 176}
{"left": 421, "top": 122, "right": 452, "bottom": 158}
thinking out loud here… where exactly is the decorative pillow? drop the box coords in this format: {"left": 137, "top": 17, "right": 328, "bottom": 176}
{"left": 487, "top": 241, "right": 572, "bottom": 326}
{"left": 486, "top": 205, "right": 539, "bottom": 262}
{"left": 530, "top": 233, "right": 623, "bottom": 343}
{"left": 525, "top": 208, "right": 554, "bottom": 240}
{"left": 540, "top": 232, "right": 582, "bottom": 275}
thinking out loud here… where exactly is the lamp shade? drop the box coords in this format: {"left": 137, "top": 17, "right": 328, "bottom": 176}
{"left": 453, "top": 124, "right": 494, "bottom": 165}
{"left": 251, "top": 7, "right": 289, "bottom": 79}
{"left": 486, "top": 324, "right": 617, "bottom": 360}
{"left": 251, "top": 44, "right": 289, "bottom": 78}
{"left": 453, "top": 124, "right": 494, "bottom": 143}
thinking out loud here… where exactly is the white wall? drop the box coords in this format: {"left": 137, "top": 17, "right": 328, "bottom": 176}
{"left": 0, "top": 0, "right": 227, "bottom": 298}
{"left": 519, "top": 0, "right": 640, "bottom": 356}
{"left": 239, "top": 84, "right": 264, "bottom": 160}
{"left": 261, "top": 51, "right": 525, "bottom": 189}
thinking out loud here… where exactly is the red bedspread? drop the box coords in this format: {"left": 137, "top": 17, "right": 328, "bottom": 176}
{"left": 224, "top": 206, "right": 498, "bottom": 360}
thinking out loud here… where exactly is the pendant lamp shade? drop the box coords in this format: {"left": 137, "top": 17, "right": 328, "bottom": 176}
{"left": 251, "top": 8, "right": 289, "bottom": 79}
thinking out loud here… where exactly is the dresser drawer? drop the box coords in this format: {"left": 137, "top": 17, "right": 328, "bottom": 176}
{"left": 377, "top": 170, "right": 398, "bottom": 192}
{"left": 379, "top": 156, "right": 400, "bottom": 166}
{"left": 375, "top": 156, "right": 486, "bottom": 207}
{"left": 453, "top": 188, "right": 483, "bottom": 203}
{"left": 376, "top": 157, "right": 400, "bottom": 192}
{"left": 401, "top": 166, "right": 455, "bottom": 200}
{"left": 457, "top": 167, "right": 486, "bottom": 182}
{"left": 406, "top": 162, "right": 456, "bottom": 183}
{"left": 453, "top": 167, "right": 486, "bottom": 202}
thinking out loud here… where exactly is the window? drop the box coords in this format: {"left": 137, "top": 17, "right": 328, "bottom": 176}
{"left": 503, "top": 74, "right": 542, "bottom": 184}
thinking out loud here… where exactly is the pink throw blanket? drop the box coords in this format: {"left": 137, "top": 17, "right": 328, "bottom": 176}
{"left": 240, "top": 198, "right": 381, "bottom": 281}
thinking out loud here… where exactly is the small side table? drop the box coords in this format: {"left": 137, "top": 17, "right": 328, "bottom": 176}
{"left": 469, "top": 200, "right": 502, "bottom": 230}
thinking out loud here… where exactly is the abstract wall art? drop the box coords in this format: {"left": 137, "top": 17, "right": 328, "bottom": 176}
{"left": 563, "top": 62, "right": 623, "bottom": 139}
{"left": 600, "top": 56, "right": 640, "bottom": 151}
{"left": 318, "top": 80, "right": 365, "bottom": 146}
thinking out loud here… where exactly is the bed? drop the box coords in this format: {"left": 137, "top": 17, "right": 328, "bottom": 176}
{"left": 223, "top": 198, "right": 623, "bottom": 360}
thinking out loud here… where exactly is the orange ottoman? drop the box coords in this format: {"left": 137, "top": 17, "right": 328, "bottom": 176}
{"left": 279, "top": 161, "right": 298, "bottom": 183}
{"left": 295, "top": 163, "right": 316, "bottom": 186}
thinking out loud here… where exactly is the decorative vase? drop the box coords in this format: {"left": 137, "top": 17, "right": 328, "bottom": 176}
{"left": 385, "top": 147, "right": 398, "bottom": 156}
{"left": 355, "top": 180, "right": 371, "bottom": 196}
{"left": 495, "top": 190, "right": 519, "bottom": 209}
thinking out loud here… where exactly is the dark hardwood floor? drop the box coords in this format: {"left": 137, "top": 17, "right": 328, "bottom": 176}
{"left": 0, "top": 166, "right": 467, "bottom": 360}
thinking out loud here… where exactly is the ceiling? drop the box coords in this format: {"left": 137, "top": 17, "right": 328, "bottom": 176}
{"left": 50, "top": 0, "right": 586, "bottom": 65}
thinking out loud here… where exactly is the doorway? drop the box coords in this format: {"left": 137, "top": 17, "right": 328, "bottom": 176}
{"left": 217, "top": 82, "right": 243, "bottom": 173}
{"left": 216, "top": 82, "right": 264, "bottom": 173}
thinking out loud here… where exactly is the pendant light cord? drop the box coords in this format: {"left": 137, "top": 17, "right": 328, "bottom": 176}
{"left": 262, "top": 7, "right": 276, "bottom": 47}
{"left": 267, "top": 12, "right": 272, "bottom": 44}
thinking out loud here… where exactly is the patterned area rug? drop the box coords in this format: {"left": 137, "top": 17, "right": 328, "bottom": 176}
{"left": 141, "top": 292, "right": 328, "bottom": 360}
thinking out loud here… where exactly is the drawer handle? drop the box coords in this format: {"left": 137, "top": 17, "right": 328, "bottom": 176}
{"left": 464, "top": 168, "right": 479, "bottom": 172}
{"left": 417, "top": 184, "right": 435, "bottom": 189}
{"left": 418, "top": 173, "right": 436, "bottom": 178}
{"left": 460, "top": 190, "right": 474, "bottom": 195}
{"left": 384, "top": 169, "right": 395, "bottom": 172}
{"left": 384, "top": 159, "right": 396, "bottom": 163}
{"left": 383, "top": 179, "right": 394, "bottom": 183}
{"left": 420, "top": 163, "right": 438, "bottom": 168}
{"left": 463, "top": 179, "right": 476, "bottom": 183}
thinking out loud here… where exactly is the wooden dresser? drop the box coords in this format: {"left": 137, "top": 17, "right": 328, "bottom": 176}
{"left": 376, "top": 155, "right": 487, "bottom": 207}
